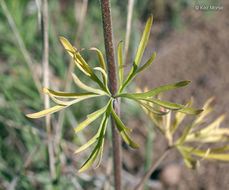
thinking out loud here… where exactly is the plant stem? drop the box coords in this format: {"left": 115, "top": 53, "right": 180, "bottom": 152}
{"left": 41, "top": 0, "right": 56, "bottom": 180}
{"left": 100, "top": 0, "right": 122, "bottom": 189}
{"left": 134, "top": 147, "right": 171, "bottom": 190}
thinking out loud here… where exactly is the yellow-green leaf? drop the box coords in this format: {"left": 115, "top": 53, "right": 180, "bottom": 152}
{"left": 26, "top": 105, "right": 65, "bottom": 118}
{"left": 59, "top": 36, "right": 75, "bottom": 57}
{"left": 72, "top": 73, "right": 106, "bottom": 95}
{"left": 74, "top": 102, "right": 109, "bottom": 134}
{"left": 134, "top": 15, "right": 153, "bottom": 67}
{"left": 136, "top": 52, "right": 156, "bottom": 74}
{"left": 78, "top": 145, "right": 101, "bottom": 173}
{"left": 110, "top": 107, "right": 138, "bottom": 148}
{"left": 131, "top": 81, "right": 190, "bottom": 98}
{"left": 43, "top": 87, "right": 96, "bottom": 98}
{"left": 178, "top": 107, "right": 203, "bottom": 115}
{"left": 117, "top": 41, "right": 124, "bottom": 89}
{"left": 90, "top": 47, "right": 106, "bottom": 71}
{"left": 140, "top": 97, "right": 184, "bottom": 110}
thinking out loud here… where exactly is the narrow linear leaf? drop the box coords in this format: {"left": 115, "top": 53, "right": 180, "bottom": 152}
{"left": 141, "top": 97, "right": 184, "bottom": 110}
{"left": 95, "top": 140, "right": 104, "bottom": 168}
{"left": 48, "top": 93, "right": 98, "bottom": 106}
{"left": 93, "top": 67, "right": 110, "bottom": 94}
{"left": 136, "top": 52, "right": 156, "bottom": 74}
{"left": 74, "top": 102, "right": 109, "bottom": 134}
{"left": 178, "top": 107, "right": 203, "bottom": 115}
{"left": 171, "top": 98, "right": 193, "bottom": 133}
{"left": 43, "top": 87, "right": 96, "bottom": 98}
{"left": 78, "top": 145, "right": 101, "bottom": 173}
{"left": 110, "top": 107, "right": 132, "bottom": 132}
{"left": 117, "top": 93, "right": 168, "bottom": 115}
{"left": 72, "top": 73, "right": 106, "bottom": 95}
{"left": 131, "top": 81, "right": 191, "bottom": 98}
{"left": 117, "top": 41, "right": 124, "bottom": 88}
{"left": 110, "top": 108, "right": 139, "bottom": 148}
{"left": 26, "top": 105, "right": 66, "bottom": 118}
{"left": 90, "top": 47, "right": 106, "bottom": 71}
{"left": 134, "top": 15, "right": 153, "bottom": 67}
{"left": 180, "top": 146, "right": 229, "bottom": 161}
{"left": 59, "top": 36, "right": 75, "bottom": 57}
{"left": 74, "top": 135, "right": 99, "bottom": 154}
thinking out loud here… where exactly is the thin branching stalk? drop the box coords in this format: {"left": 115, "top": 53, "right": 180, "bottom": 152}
{"left": 100, "top": 0, "right": 122, "bottom": 189}
{"left": 124, "top": 0, "right": 134, "bottom": 63}
{"left": 0, "top": 0, "right": 42, "bottom": 96}
{"left": 135, "top": 147, "right": 171, "bottom": 190}
{"left": 41, "top": 0, "right": 56, "bottom": 180}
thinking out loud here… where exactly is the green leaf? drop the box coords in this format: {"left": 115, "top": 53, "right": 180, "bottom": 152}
{"left": 78, "top": 144, "right": 101, "bottom": 173}
{"left": 136, "top": 52, "right": 156, "bottom": 74}
{"left": 59, "top": 38, "right": 107, "bottom": 92}
{"left": 131, "top": 81, "right": 190, "bottom": 98}
{"left": 119, "top": 15, "right": 153, "bottom": 93}
{"left": 117, "top": 41, "right": 124, "bottom": 89}
{"left": 43, "top": 87, "right": 96, "bottom": 98}
{"left": 134, "top": 15, "right": 153, "bottom": 68}
{"left": 78, "top": 105, "right": 111, "bottom": 172}
{"left": 74, "top": 134, "right": 99, "bottom": 154}
{"left": 26, "top": 105, "right": 66, "bottom": 118}
{"left": 170, "top": 98, "right": 193, "bottom": 133}
{"left": 74, "top": 101, "right": 110, "bottom": 133}
{"left": 90, "top": 47, "right": 106, "bottom": 71}
{"left": 116, "top": 93, "right": 168, "bottom": 115}
{"left": 93, "top": 67, "right": 110, "bottom": 95}
{"left": 178, "top": 107, "right": 203, "bottom": 115}
{"left": 110, "top": 107, "right": 139, "bottom": 148}
{"left": 72, "top": 73, "right": 106, "bottom": 95}
{"left": 180, "top": 146, "right": 229, "bottom": 161}
{"left": 59, "top": 36, "right": 75, "bottom": 57}
{"left": 140, "top": 97, "right": 184, "bottom": 110}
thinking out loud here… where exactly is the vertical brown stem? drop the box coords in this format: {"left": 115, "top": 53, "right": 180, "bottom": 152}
{"left": 100, "top": 0, "right": 122, "bottom": 189}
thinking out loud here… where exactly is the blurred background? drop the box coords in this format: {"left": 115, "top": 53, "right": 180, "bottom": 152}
{"left": 0, "top": 0, "right": 228, "bottom": 189}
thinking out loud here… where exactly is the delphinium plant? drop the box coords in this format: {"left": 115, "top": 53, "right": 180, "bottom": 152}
{"left": 25, "top": 1, "right": 213, "bottom": 189}
{"left": 27, "top": 14, "right": 201, "bottom": 172}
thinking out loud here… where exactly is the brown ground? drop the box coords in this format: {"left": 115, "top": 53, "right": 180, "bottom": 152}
{"left": 122, "top": 1, "right": 229, "bottom": 190}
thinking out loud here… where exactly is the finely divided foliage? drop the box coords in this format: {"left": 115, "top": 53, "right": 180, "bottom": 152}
{"left": 26, "top": 16, "right": 201, "bottom": 172}
{"left": 138, "top": 88, "right": 229, "bottom": 169}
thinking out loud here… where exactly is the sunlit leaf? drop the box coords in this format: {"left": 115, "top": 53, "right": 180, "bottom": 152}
{"left": 130, "top": 81, "right": 190, "bottom": 98}
{"left": 78, "top": 144, "right": 101, "bottom": 173}
{"left": 26, "top": 105, "right": 66, "bottom": 118}
{"left": 74, "top": 101, "right": 110, "bottom": 133}
{"left": 93, "top": 67, "right": 110, "bottom": 95}
{"left": 43, "top": 87, "right": 96, "bottom": 98}
{"left": 117, "top": 93, "right": 168, "bottom": 115}
{"left": 74, "top": 134, "right": 99, "bottom": 154}
{"left": 170, "top": 98, "right": 193, "bottom": 133}
{"left": 136, "top": 52, "right": 156, "bottom": 74}
{"left": 140, "top": 97, "right": 184, "bottom": 110}
{"left": 178, "top": 146, "right": 200, "bottom": 169}
{"left": 117, "top": 41, "right": 124, "bottom": 88}
{"left": 59, "top": 36, "right": 75, "bottom": 57}
{"left": 72, "top": 73, "right": 106, "bottom": 95}
{"left": 134, "top": 15, "right": 153, "bottom": 68}
{"left": 180, "top": 146, "right": 229, "bottom": 161}
{"left": 178, "top": 107, "right": 203, "bottom": 115}
{"left": 90, "top": 47, "right": 106, "bottom": 71}
{"left": 110, "top": 107, "right": 139, "bottom": 148}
